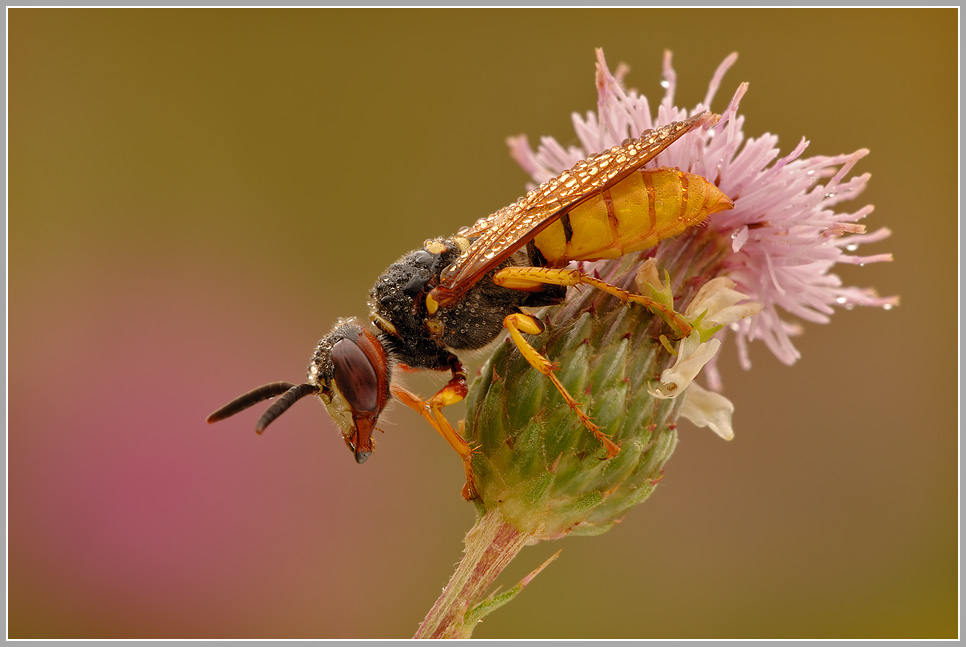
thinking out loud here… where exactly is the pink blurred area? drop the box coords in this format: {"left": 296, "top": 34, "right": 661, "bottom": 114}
{"left": 10, "top": 258, "right": 475, "bottom": 638}
{"left": 8, "top": 7, "right": 958, "bottom": 640}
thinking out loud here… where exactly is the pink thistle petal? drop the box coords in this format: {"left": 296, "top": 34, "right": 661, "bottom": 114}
{"left": 702, "top": 52, "right": 740, "bottom": 110}
{"left": 839, "top": 226, "right": 893, "bottom": 246}
{"left": 661, "top": 50, "right": 677, "bottom": 109}
{"left": 839, "top": 253, "right": 895, "bottom": 265}
{"left": 505, "top": 51, "right": 896, "bottom": 377}
{"left": 506, "top": 134, "right": 553, "bottom": 183}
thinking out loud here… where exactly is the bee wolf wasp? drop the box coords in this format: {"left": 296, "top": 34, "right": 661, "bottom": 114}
{"left": 208, "top": 112, "right": 734, "bottom": 498}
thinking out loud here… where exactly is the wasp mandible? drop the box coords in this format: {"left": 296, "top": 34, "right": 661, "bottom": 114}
{"left": 208, "top": 112, "right": 734, "bottom": 498}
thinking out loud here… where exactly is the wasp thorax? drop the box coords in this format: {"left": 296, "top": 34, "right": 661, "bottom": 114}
{"left": 364, "top": 242, "right": 472, "bottom": 372}
{"left": 308, "top": 318, "right": 392, "bottom": 464}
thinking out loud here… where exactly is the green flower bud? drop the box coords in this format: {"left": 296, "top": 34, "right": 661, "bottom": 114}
{"left": 463, "top": 255, "right": 685, "bottom": 540}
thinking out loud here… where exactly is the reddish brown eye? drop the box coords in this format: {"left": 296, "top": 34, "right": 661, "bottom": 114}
{"left": 330, "top": 338, "right": 379, "bottom": 413}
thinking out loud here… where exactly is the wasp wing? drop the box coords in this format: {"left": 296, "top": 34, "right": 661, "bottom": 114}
{"left": 431, "top": 113, "right": 716, "bottom": 307}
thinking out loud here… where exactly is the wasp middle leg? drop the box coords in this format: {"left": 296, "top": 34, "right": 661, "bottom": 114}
{"left": 495, "top": 266, "right": 693, "bottom": 338}
{"left": 503, "top": 312, "right": 621, "bottom": 458}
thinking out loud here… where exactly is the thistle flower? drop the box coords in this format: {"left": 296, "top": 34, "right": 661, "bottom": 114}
{"left": 510, "top": 49, "right": 897, "bottom": 386}
{"left": 416, "top": 50, "right": 895, "bottom": 638}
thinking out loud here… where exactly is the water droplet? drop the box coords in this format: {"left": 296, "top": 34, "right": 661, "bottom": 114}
{"left": 825, "top": 192, "right": 836, "bottom": 199}
{"left": 835, "top": 296, "right": 848, "bottom": 304}
{"left": 883, "top": 303, "right": 894, "bottom": 311}
{"left": 660, "top": 79, "right": 670, "bottom": 88}
{"left": 846, "top": 243, "right": 859, "bottom": 251}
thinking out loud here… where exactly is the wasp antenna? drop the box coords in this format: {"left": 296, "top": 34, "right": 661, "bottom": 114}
{"left": 207, "top": 381, "right": 298, "bottom": 424}
{"left": 255, "top": 383, "right": 317, "bottom": 434}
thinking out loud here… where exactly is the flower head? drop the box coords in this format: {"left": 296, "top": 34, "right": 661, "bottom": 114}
{"left": 508, "top": 49, "right": 897, "bottom": 387}
{"left": 460, "top": 49, "right": 896, "bottom": 545}
{"left": 426, "top": 51, "right": 898, "bottom": 636}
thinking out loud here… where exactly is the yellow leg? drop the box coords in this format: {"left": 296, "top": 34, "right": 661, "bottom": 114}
{"left": 495, "top": 266, "right": 693, "bottom": 338}
{"left": 503, "top": 312, "right": 620, "bottom": 458}
{"left": 391, "top": 384, "right": 479, "bottom": 500}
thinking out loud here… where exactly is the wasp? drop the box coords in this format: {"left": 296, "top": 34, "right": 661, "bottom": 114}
{"left": 208, "top": 112, "right": 734, "bottom": 498}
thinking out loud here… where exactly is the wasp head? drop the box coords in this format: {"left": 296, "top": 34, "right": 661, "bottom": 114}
{"left": 206, "top": 318, "right": 392, "bottom": 464}
{"left": 308, "top": 318, "right": 393, "bottom": 463}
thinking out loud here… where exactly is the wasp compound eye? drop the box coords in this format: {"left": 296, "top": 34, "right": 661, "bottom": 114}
{"left": 307, "top": 320, "right": 392, "bottom": 465}
{"left": 330, "top": 338, "right": 379, "bottom": 413}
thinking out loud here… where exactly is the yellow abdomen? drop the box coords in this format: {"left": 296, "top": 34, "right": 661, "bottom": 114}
{"left": 532, "top": 167, "right": 733, "bottom": 265}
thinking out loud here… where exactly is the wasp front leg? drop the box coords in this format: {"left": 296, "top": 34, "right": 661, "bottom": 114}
{"left": 503, "top": 312, "right": 620, "bottom": 458}
{"left": 391, "top": 361, "right": 479, "bottom": 500}
{"left": 495, "top": 266, "right": 693, "bottom": 338}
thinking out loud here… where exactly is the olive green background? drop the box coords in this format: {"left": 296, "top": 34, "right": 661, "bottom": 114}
{"left": 8, "top": 8, "right": 957, "bottom": 639}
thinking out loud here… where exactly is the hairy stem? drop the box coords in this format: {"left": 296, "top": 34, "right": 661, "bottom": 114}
{"left": 414, "top": 508, "right": 532, "bottom": 639}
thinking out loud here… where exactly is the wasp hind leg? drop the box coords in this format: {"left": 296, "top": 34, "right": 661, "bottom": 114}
{"left": 495, "top": 266, "right": 693, "bottom": 338}
{"left": 503, "top": 312, "right": 621, "bottom": 458}
{"left": 391, "top": 366, "right": 479, "bottom": 500}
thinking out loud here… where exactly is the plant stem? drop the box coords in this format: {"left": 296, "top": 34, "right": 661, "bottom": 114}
{"left": 414, "top": 508, "right": 532, "bottom": 639}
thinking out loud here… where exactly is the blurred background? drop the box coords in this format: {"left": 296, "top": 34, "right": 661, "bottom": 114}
{"left": 8, "top": 7, "right": 957, "bottom": 640}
